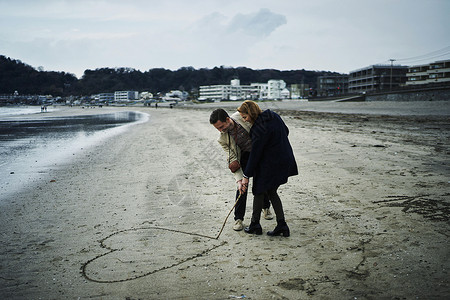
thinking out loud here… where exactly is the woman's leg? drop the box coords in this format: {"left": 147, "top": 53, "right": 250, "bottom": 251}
{"left": 244, "top": 192, "right": 264, "bottom": 235}
{"left": 250, "top": 192, "right": 265, "bottom": 223}
{"left": 266, "top": 187, "right": 284, "bottom": 221}
{"left": 266, "top": 186, "right": 290, "bottom": 237}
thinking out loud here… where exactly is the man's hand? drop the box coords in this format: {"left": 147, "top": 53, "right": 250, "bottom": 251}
{"left": 239, "top": 177, "right": 249, "bottom": 194}
{"left": 237, "top": 180, "right": 244, "bottom": 195}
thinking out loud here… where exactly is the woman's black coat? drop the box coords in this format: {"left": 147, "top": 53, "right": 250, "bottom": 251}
{"left": 244, "top": 109, "right": 298, "bottom": 195}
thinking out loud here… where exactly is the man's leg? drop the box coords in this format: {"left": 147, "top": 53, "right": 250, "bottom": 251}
{"left": 234, "top": 189, "right": 247, "bottom": 221}
{"left": 235, "top": 151, "right": 250, "bottom": 221}
{"left": 262, "top": 192, "right": 273, "bottom": 220}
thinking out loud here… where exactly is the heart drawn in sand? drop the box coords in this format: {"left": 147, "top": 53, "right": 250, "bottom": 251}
{"left": 81, "top": 226, "right": 225, "bottom": 283}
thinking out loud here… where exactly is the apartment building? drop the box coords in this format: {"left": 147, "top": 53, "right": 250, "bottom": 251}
{"left": 268, "top": 80, "right": 287, "bottom": 99}
{"left": 96, "top": 93, "right": 114, "bottom": 103}
{"left": 199, "top": 85, "right": 223, "bottom": 101}
{"left": 317, "top": 75, "right": 349, "bottom": 96}
{"left": 406, "top": 59, "right": 450, "bottom": 86}
{"left": 114, "top": 91, "right": 139, "bottom": 102}
{"left": 290, "top": 83, "right": 310, "bottom": 99}
{"left": 349, "top": 65, "right": 408, "bottom": 93}
{"left": 199, "top": 79, "right": 287, "bottom": 101}
{"left": 250, "top": 83, "right": 268, "bottom": 99}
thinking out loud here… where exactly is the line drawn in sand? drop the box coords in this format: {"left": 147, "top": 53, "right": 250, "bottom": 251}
{"left": 81, "top": 225, "right": 226, "bottom": 283}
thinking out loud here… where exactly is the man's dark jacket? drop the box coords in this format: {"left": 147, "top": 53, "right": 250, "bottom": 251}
{"left": 244, "top": 109, "right": 298, "bottom": 195}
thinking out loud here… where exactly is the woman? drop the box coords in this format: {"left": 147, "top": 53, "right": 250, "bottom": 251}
{"left": 238, "top": 100, "right": 298, "bottom": 237}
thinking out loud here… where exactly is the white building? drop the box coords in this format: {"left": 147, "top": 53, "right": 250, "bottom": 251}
{"left": 114, "top": 91, "right": 139, "bottom": 102}
{"left": 96, "top": 93, "right": 114, "bottom": 103}
{"left": 268, "top": 80, "right": 288, "bottom": 99}
{"left": 164, "top": 90, "right": 188, "bottom": 101}
{"left": 251, "top": 83, "right": 268, "bottom": 99}
{"left": 199, "top": 79, "right": 256, "bottom": 101}
{"left": 198, "top": 84, "right": 231, "bottom": 101}
{"left": 140, "top": 91, "right": 153, "bottom": 100}
{"left": 198, "top": 79, "right": 287, "bottom": 101}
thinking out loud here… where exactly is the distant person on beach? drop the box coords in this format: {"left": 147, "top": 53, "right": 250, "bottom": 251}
{"left": 210, "top": 109, "right": 273, "bottom": 231}
{"left": 238, "top": 100, "right": 298, "bottom": 237}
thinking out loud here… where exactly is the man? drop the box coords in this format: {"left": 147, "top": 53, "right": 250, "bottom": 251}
{"left": 209, "top": 108, "right": 272, "bottom": 231}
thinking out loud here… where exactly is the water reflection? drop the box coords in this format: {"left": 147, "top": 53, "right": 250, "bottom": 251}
{"left": 0, "top": 111, "right": 147, "bottom": 202}
{"left": 0, "top": 111, "right": 142, "bottom": 142}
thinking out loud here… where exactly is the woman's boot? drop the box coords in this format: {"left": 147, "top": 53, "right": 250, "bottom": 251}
{"left": 244, "top": 222, "right": 262, "bottom": 235}
{"left": 267, "top": 219, "right": 290, "bottom": 237}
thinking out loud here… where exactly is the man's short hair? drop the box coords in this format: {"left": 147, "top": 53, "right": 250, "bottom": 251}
{"left": 209, "top": 109, "right": 229, "bottom": 124}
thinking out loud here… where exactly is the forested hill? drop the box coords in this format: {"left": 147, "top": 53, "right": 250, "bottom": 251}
{"left": 0, "top": 56, "right": 78, "bottom": 96}
{"left": 0, "top": 55, "right": 341, "bottom": 96}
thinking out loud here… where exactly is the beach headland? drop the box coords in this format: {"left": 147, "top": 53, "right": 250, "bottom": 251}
{"left": 0, "top": 102, "right": 449, "bottom": 299}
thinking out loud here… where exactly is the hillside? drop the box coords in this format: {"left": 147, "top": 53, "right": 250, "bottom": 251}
{"left": 0, "top": 55, "right": 341, "bottom": 96}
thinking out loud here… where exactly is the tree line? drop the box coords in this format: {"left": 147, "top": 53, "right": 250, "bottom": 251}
{"left": 0, "top": 55, "right": 341, "bottom": 97}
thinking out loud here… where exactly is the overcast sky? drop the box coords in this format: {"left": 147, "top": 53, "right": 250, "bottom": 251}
{"left": 1, "top": 0, "right": 449, "bottom": 78}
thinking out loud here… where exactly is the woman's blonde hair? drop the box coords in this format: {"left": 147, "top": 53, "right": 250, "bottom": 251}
{"left": 237, "top": 100, "right": 262, "bottom": 123}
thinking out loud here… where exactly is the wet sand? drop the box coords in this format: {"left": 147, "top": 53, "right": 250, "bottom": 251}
{"left": 0, "top": 109, "right": 147, "bottom": 202}
{"left": 0, "top": 102, "right": 449, "bottom": 299}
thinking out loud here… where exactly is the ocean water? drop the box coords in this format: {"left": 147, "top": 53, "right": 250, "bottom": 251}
{"left": 0, "top": 107, "right": 149, "bottom": 202}
{"left": 0, "top": 106, "right": 57, "bottom": 117}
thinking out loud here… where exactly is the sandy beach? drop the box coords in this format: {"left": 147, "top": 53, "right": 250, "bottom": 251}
{"left": 1, "top": 101, "right": 449, "bottom": 299}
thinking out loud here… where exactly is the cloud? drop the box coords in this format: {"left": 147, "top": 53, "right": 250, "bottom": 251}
{"left": 189, "top": 11, "right": 228, "bottom": 35}
{"left": 1, "top": 1, "right": 448, "bottom": 77}
{"left": 227, "top": 8, "right": 287, "bottom": 37}
{"left": 182, "top": 8, "right": 287, "bottom": 69}
{"left": 191, "top": 8, "right": 286, "bottom": 39}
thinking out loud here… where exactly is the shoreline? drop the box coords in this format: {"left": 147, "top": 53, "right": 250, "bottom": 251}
{"left": 0, "top": 107, "right": 149, "bottom": 202}
{"left": 179, "top": 99, "right": 450, "bottom": 117}
{"left": 0, "top": 103, "right": 449, "bottom": 299}
{"left": 2, "top": 98, "right": 449, "bottom": 118}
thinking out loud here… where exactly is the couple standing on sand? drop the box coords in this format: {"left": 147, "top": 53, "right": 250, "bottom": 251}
{"left": 210, "top": 100, "right": 298, "bottom": 237}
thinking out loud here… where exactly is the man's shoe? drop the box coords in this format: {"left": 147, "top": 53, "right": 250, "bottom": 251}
{"left": 263, "top": 208, "right": 274, "bottom": 220}
{"left": 233, "top": 219, "right": 244, "bottom": 231}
